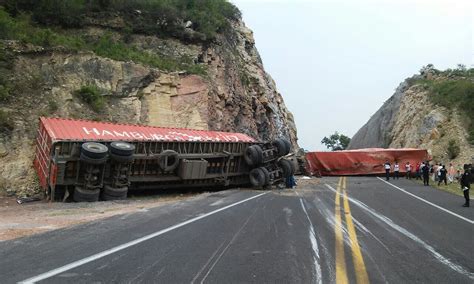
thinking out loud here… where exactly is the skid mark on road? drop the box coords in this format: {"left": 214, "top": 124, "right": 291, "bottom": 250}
{"left": 19, "top": 192, "right": 269, "bottom": 284}
{"left": 198, "top": 206, "right": 259, "bottom": 283}
{"left": 325, "top": 184, "right": 474, "bottom": 280}
{"left": 352, "top": 217, "right": 391, "bottom": 254}
{"left": 298, "top": 197, "right": 323, "bottom": 284}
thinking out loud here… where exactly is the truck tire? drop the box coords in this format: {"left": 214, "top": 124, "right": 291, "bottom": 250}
{"left": 278, "top": 159, "right": 294, "bottom": 178}
{"left": 273, "top": 138, "right": 289, "bottom": 157}
{"left": 109, "top": 141, "right": 135, "bottom": 156}
{"left": 73, "top": 186, "right": 100, "bottom": 202}
{"left": 249, "top": 167, "right": 269, "bottom": 187}
{"left": 158, "top": 150, "right": 179, "bottom": 172}
{"left": 102, "top": 185, "right": 128, "bottom": 200}
{"left": 110, "top": 152, "right": 134, "bottom": 163}
{"left": 260, "top": 167, "right": 270, "bottom": 185}
{"left": 80, "top": 153, "right": 108, "bottom": 165}
{"left": 81, "top": 142, "right": 108, "bottom": 159}
{"left": 282, "top": 138, "right": 291, "bottom": 154}
{"left": 244, "top": 145, "right": 263, "bottom": 166}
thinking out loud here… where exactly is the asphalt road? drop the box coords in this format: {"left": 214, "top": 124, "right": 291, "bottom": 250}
{"left": 0, "top": 177, "right": 473, "bottom": 283}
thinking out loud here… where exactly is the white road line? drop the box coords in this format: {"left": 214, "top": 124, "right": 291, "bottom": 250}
{"left": 19, "top": 192, "right": 269, "bottom": 284}
{"left": 324, "top": 184, "right": 474, "bottom": 280}
{"left": 376, "top": 177, "right": 473, "bottom": 225}
{"left": 298, "top": 197, "right": 323, "bottom": 284}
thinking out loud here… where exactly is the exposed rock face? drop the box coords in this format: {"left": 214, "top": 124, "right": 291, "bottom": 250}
{"left": 0, "top": 18, "right": 298, "bottom": 196}
{"left": 348, "top": 80, "right": 409, "bottom": 149}
{"left": 349, "top": 75, "right": 473, "bottom": 164}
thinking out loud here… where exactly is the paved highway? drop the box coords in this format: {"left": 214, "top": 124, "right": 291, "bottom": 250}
{"left": 1, "top": 177, "right": 473, "bottom": 283}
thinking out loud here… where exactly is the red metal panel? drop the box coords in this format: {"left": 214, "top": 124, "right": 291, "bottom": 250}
{"left": 39, "top": 117, "right": 257, "bottom": 143}
{"left": 306, "top": 148, "right": 429, "bottom": 176}
{"left": 33, "top": 120, "right": 53, "bottom": 190}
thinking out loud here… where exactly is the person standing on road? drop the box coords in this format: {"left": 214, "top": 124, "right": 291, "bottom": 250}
{"left": 415, "top": 162, "right": 421, "bottom": 180}
{"left": 384, "top": 160, "right": 391, "bottom": 181}
{"left": 432, "top": 163, "right": 438, "bottom": 182}
{"left": 394, "top": 162, "right": 400, "bottom": 180}
{"left": 448, "top": 163, "right": 455, "bottom": 184}
{"left": 422, "top": 161, "right": 430, "bottom": 186}
{"left": 405, "top": 162, "right": 412, "bottom": 179}
{"left": 460, "top": 164, "right": 471, "bottom": 207}
{"left": 438, "top": 165, "right": 447, "bottom": 186}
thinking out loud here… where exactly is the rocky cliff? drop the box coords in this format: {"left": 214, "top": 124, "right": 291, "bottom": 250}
{"left": 0, "top": 4, "right": 298, "bottom": 197}
{"left": 349, "top": 67, "right": 474, "bottom": 165}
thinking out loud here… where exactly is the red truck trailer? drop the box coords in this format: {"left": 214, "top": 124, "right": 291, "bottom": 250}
{"left": 305, "top": 148, "right": 429, "bottom": 176}
{"left": 33, "top": 117, "right": 294, "bottom": 202}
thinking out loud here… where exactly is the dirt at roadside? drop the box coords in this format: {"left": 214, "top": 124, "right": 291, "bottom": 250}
{"left": 0, "top": 193, "right": 199, "bottom": 242}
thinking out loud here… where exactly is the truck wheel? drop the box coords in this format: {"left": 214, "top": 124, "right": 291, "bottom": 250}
{"left": 80, "top": 153, "right": 108, "bottom": 165}
{"left": 260, "top": 167, "right": 270, "bottom": 185}
{"left": 244, "top": 145, "right": 263, "bottom": 166}
{"left": 81, "top": 142, "right": 108, "bottom": 159}
{"left": 249, "top": 167, "right": 269, "bottom": 187}
{"left": 158, "top": 150, "right": 179, "bottom": 172}
{"left": 110, "top": 141, "right": 135, "bottom": 156}
{"left": 273, "top": 138, "right": 289, "bottom": 157}
{"left": 73, "top": 186, "right": 100, "bottom": 202}
{"left": 282, "top": 138, "right": 291, "bottom": 154}
{"left": 102, "top": 185, "right": 128, "bottom": 200}
{"left": 110, "top": 152, "right": 134, "bottom": 163}
{"left": 278, "top": 159, "right": 294, "bottom": 178}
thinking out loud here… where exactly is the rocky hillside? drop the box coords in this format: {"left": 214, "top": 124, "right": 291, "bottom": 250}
{"left": 0, "top": 1, "right": 298, "bottom": 197}
{"left": 349, "top": 65, "right": 474, "bottom": 165}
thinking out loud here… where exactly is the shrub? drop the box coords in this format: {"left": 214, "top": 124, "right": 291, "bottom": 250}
{"left": 447, "top": 139, "right": 460, "bottom": 160}
{"left": 0, "top": 109, "right": 14, "bottom": 132}
{"left": 48, "top": 99, "right": 58, "bottom": 112}
{"left": 0, "top": 84, "right": 11, "bottom": 101}
{"left": 73, "top": 85, "right": 105, "bottom": 112}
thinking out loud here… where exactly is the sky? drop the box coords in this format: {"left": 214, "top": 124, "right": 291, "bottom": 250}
{"left": 231, "top": 0, "right": 473, "bottom": 150}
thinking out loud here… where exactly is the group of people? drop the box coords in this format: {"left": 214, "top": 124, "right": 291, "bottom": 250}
{"left": 384, "top": 160, "right": 472, "bottom": 207}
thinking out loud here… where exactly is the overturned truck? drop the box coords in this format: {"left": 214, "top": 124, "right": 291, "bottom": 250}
{"left": 34, "top": 117, "right": 295, "bottom": 202}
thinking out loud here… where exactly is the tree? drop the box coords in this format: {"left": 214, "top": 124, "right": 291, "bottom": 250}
{"left": 321, "top": 132, "right": 351, "bottom": 151}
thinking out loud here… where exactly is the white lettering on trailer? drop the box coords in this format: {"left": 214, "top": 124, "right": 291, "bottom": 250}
{"left": 101, "top": 130, "right": 114, "bottom": 137}
{"left": 81, "top": 127, "right": 246, "bottom": 142}
{"left": 130, "top": 132, "right": 143, "bottom": 139}
{"left": 113, "top": 131, "right": 131, "bottom": 138}
{"left": 82, "top": 127, "right": 100, "bottom": 136}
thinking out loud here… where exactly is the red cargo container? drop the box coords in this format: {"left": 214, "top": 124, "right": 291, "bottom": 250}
{"left": 34, "top": 117, "right": 292, "bottom": 202}
{"left": 305, "top": 148, "right": 429, "bottom": 176}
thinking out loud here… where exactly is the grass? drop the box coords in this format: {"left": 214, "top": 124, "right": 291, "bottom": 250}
{"left": 0, "top": 8, "right": 206, "bottom": 75}
{"left": 412, "top": 177, "right": 464, "bottom": 197}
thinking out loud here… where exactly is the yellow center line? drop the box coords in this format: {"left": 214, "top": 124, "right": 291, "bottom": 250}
{"left": 335, "top": 177, "right": 349, "bottom": 284}
{"left": 343, "top": 177, "right": 370, "bottom": 284}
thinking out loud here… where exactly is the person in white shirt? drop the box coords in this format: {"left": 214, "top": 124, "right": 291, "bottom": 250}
{"left": 394, "top": 162, "right": 400, "bottom": 179}
{"left": 405, "top": 162, "right": 412, "bottom": 179}
{"left": 384, "top": 160, "right": 391, "bottom": 181}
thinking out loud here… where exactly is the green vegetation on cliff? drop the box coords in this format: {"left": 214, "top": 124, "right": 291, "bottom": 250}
{"left": 3, "top": 0, "right": 240, "bottom": 41}
{"left": 0, "top": 8, "right": 205, "bottom": 74}
{"left": 415, "top": 66, "right": 474, "bottom": 145}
